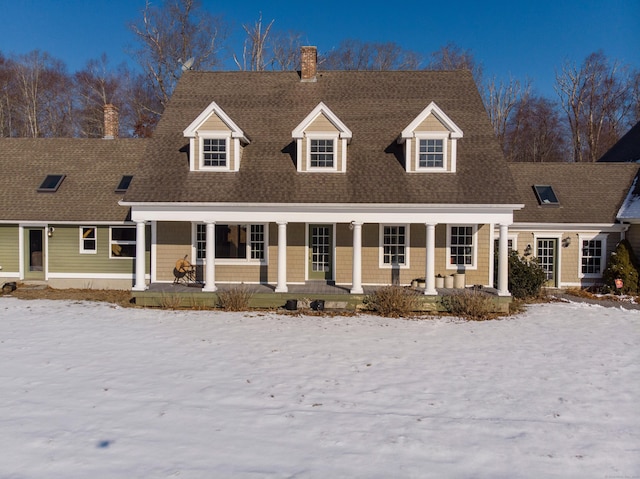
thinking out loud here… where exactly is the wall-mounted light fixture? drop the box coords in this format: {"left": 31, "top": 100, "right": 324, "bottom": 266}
{"left": 562, "top": 237, "right": 572, "bottom": 248}
{"left": 524, "top": 244, "right": 532, "bottom": 256}
{"left": 47, "top": 226, "right": 55, "bottom": 237}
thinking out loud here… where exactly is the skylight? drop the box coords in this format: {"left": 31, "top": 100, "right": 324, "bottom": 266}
{"left": 533, "top": 185, "right": 559, "bottom": 205}
{"left": 37, "top": 175, "right": 65, "bottom": 192}
{"left": 115, "top": 175, "right": 133, "bottom": 193}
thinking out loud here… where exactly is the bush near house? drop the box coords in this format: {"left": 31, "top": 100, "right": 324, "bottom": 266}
{"left": 508, "top": 251, "right": 546, "bottom": 299}
{"left": 602, "top": 239, "right": 639, "bottom": 295}
{"left": 364, "top": 286, "right": 421, "bottom": 317}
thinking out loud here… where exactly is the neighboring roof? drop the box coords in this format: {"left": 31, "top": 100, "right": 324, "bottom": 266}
{"left": 598, "top": 121, "right": 640, "bottom": 163}
{"left": 509, "top": 163, "right": 640, "bottom": 224}
{"left": 0, "top": 138, "right": 147, "bottom": 222}
{"left": 126, "top": 70, "right": 519, "bottom": 205}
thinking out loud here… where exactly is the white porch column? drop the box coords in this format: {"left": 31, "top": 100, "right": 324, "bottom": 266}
{"left": 133, "top": 221, "right": 147, "bottom": 291}
{"left": 203, "top": 221, "right": 217, "bottom": 292}
{"left": 497, "top": 223, "right": 510, "bottom": 296}
{"left": 275, "top": 222, "right": 288, "bottom": 293}
{"left": 350, "top": 222, "right": 363, "bottom": 294}
{"left": 424, "top": 223, "right": 437, "bottom": 295}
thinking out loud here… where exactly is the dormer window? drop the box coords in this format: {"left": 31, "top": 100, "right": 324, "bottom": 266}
{"left": 418, "top": 137, "right": 446, "bottom": 169}
{"left": 308, "top": 137, "right": 338, "bottom": 170}
{"left": 202, "top": 137, "right": 228, "bottom": 168}
{"left": 293, "top": 102, "right": 352, "bottom": 173}
{"left": 399, "top": 102, "right": 463, "bottom": 173}
{"left": 183, "top": 101, "right": 249, "bottom": 172}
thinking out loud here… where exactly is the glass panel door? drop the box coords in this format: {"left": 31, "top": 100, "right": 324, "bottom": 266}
{"left": 24, "top": 228, "right": 45, "bottom": 280}
{"left": 537, "top": 238, "right": 557, "bottom": 287}
{"left": 309, "top": 225, "right": 332, "bottom": 280}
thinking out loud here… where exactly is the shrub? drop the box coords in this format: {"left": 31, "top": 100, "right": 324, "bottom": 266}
{"left": 442, "top": 289, "right": 496, "bottom": 320}
{"left": 159, "top": 293, "right": 182, "bottom": 310}
{"left": 602, "top": 239, "right": 639, "bottom": 294}
{"left": 508, "top": 251, "right": 546, "bottom": 299}
{"left": 364, "top": 286, "right": 421, "bottom": 317}
{"left": 217, "top": 285, "right": 253, "bottom": 311}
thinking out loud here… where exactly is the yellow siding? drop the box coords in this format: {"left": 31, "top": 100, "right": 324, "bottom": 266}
{"left": 287, "top": 223, "right": 306, "bottom": 283}
{"left": 200, "top": 113, "right": 228, "bottom": 130}
{"left": 0, "top": 225, "right": 19, "bottom": 272}
{"left": 414, "top": 114, "right": 448, "bottom": 132}
{"left": 306, "top": 114, "right": 338, "bottom": 132}
{"left": 156, "top": 222, "right": 192, "bottom": 282}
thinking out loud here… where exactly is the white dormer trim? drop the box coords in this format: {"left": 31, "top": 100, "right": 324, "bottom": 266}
{"left": 399, "top": 101, "right": 463, "bottom": 174}
{"left": 399, "top": 101, "right": 463, "bottom": 141}
{"left": 183, "top": 101, "right": 249, "bottom": 143}
{"left": 292, "top": 102, "right": 352, "bottom": 140}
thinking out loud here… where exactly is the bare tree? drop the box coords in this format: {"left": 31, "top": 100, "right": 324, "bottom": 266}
{"left": 484, "top": 75, "right": 531, "bottom": 151}
{"left": 555, "top": 51, "right": 633, "bottom": 162}
{"left": 505, "top": 95, "right": 567, "bottom": 162}
{"left": 270, "top": 30, "right": 303, "bottom": 71}
{"left": 74, "top": 54, "right": 131, "bottom": 137}
{"left": 129, "top": 0, "right": 228, "bottom": 113}
{"left": 322, "top": 39, "right": 421, "bottom": 71}
{"left": 426, "top": 42, "right": 483, "bottom": 85}
{"left": 233, "top": 13, "right": 275, "bottom": 71}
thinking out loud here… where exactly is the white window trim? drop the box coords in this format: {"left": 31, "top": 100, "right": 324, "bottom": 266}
{"left": 415, "top": 133, "right": 449, "bottom": 172}
{"left": 193, "top": 223, "right": 268, "bottom": 265}
{"left": 578, "top": 233, "right": 607, "bottom": 279}
{"left": 447, "top": 224, "right": 478, "bottom": 270}
{"left": 198, "top": 132, "right": 231, "bottom": 171}
{"left": 306, "top": 134, "right": 339, "bottom": 172}
{"left": 79, "top": 226, "right": 97, "bottom": 254}
{"left": 379, "top": 224, "right": 410, "bottom": 269}
{"left": 109, "top": 226, "right": 136, "bottom": 260}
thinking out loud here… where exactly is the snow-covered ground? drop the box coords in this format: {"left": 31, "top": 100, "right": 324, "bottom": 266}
{"left": 0, "top": 298, "right": 638, "bottom": 479}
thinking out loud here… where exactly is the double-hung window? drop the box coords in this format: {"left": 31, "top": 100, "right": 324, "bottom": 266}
{"left": 80, "top": 227, "right": 97, "bottom": 254}
{"left": 449, "top": 225, "right": 476, "bottom": 269}
{"left": 202, "top": 138, "right": 227, "bottom": 167}
{"left": 580, "top": 235, "right": 606, "bottom": 277}
{"left": 196, "top": 224, "right": 266, "bottom": 262}
{"left": 419, "top": 139, "right": 444, "bottom": 168}
{"left": 110, "top": 226, "right": 136, "bottom": 258}
{"left": 381, "top": 225, "right": 408, "bottom": 267}
{"left": 307, "top": 137, "right": 337, "bottom": 170}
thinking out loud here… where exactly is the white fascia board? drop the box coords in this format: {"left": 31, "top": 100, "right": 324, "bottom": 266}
{"left": 128, "top": 202, "right": 520, "bottom": 225}
{"left": 400, "top": 101, "right": 464, "bottom": 142}
{"left": 510, "top": 222, "right": 628, "bottom": 232}
{"left": 292, "top": 102, "right": 352, "bottom": 140}
{"left": 5, "top": 220, "right": 133, "bottom": 226}
{"left": 183, "top": 101, "right": 249, "bottom": 143}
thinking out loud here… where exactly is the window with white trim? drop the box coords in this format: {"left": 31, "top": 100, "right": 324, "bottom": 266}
{"left": 196, "top": 224, "right": 265, "bottom": 262}
{"left": 580, "top": 235, "right": 606, "bottom": 276}
{"left": 110, "top": 226, "right": 136, "bottom": 258}
{"left": 381, "top": 225, "right": 407, "bottom": 266}
{"left": 80, "top": 227, "right": 97, "bottom": 254}
{"left": 202, "top": 138, "right": 227, "bottom": 167}
{"left": 310, "top": 139, "right": 334, "bottom": 168}
{"left": 418, "top": 138, "right": 444, "bottom": 168}
{"left": 449, "top": 225, "right": 476, "bottom": 268}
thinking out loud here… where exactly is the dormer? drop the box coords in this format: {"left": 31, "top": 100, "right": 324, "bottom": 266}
{"left": 183, "top": 101, "right": 249, "bottom": 172}
{"left": 398, "top": 102, "right": 463, "bottom": 173}
{"left": 292, "top": 102, "right": 352, "bottom": 173}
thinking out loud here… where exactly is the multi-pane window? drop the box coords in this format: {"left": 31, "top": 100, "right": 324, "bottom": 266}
{"left": 310, "top": 139, "right": 334, "bottom": 168}
{"left": 383, "top": 226, "right": 406, "bottom": 265}
{"left": 450, "top": 226, "right": 474, "bottom": 266}
{"left": 80, "top": 227, "right": 97, "bottom": 254}
{"left": 418, "top": 139, "right": 444, "bottom": 168}
{"left": 196, "top": 224, "right": 265, "bottom": 261}
{"left": 110, "top": 227, "right": 136, "bottom": 258}
{"left": 202, "top": 138, "right": 227, "bottom": 167}
{"left": 582, "top": 239, "right": 603, "bottom": 275}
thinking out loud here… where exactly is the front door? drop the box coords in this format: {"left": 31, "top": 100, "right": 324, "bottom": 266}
{"left": 308, "top": 224, "right": 333, "bottom": 281}
{"left": 537, "top": 238, "right": 557, "bottom": 287}
{"left": 24, "top": 228, "right": 45, "bottom": 280}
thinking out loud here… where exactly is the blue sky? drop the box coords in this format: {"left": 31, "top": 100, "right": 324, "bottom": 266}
{"left": 0, "top": 0, "right": 638, "bottom": 98}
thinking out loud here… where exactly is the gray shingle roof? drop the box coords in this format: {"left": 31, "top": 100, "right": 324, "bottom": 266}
{"left": 599, "top": 121, "right": 640, "bottom": 163}
{"left": 125, "top": 70, "right": 519, "bottom": 205}
{"left": 0, "top": 138, "right": 147, "bottom": 222}
{"left": 509, "top": 163, "right": 639, "bottom": 224}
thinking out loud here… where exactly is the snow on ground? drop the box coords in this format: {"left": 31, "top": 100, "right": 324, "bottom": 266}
{"left": 0, "top": 298, "right": 638, "bottom": 479}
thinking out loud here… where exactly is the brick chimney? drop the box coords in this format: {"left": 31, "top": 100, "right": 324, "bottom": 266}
{"left": 103, "top": 104, "right": 119, "bottom": 139}
{"left": 300, "top": 46, "right": 317, "bottom": 82}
